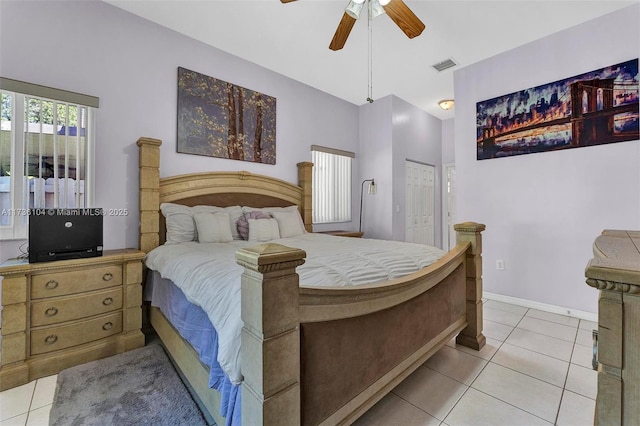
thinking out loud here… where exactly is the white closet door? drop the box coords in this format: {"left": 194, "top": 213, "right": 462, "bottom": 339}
{"left": 406, "top": 160, "right": 435, "bottom": 245}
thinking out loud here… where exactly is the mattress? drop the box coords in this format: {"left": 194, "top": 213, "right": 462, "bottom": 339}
{"left": 145, "top": 271, "right": 241, "bottom": 425}
{"left": 145, "top": 233, "right": 446, "bottom": 385}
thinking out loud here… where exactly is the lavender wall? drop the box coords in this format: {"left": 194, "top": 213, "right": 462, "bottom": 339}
{"left": 454, "top": 4, "right": 640, "bottom": 313}
{"left": 442, "top": 118, "right": 455, "bottom": 165}
{"left": 358, "top": 96, "right": 394, "bottom": 239}
{"left": 0, "top": 0, "right": 359, "bottom": 257}
{"left": 390, "top": 96, "right": 443, "bottom": 246}
{"left": 358, "top": 95, "right": 443, "bottom": 244}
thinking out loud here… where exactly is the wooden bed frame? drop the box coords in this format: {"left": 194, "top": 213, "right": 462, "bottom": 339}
{"left": 137, "top": 137, "right": 486, "bottom": 425}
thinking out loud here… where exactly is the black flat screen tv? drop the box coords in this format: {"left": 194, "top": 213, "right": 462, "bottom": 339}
{"left": 28, "top": 208, "right": 103, "bottom": 263}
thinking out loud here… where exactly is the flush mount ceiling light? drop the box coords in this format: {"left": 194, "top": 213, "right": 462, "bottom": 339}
{"left": 438, "top": 99, "right": 455, "bottom": 110}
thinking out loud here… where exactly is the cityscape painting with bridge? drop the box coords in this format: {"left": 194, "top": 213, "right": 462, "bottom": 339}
{"left": 477, "top": 59, "right": 638, "bottom": 160}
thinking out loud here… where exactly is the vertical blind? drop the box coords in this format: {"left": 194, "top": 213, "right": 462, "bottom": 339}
{"left": 0, "top": 77, "right": 97, "bottom": 239}
{"left": 311, "top": 146, "right": 354, "bottom": 223}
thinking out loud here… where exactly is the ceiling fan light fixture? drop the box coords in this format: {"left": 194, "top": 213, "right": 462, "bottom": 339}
{"left": 370, "top": 0, "right": 386, "bottom": 19}
{"left": 345, "top": 0, "right": 364, "bottom": 19}
{"left": 378, "top": 0, "right": 391, "bottom": 5}
{"left": 438, "top": 99, "right": 455, "bottom": 110}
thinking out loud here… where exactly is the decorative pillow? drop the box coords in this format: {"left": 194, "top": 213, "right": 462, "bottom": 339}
{"left": 237, "top": 210, "right": 271, "bottom": 240}
{"left": 248, "top": 218, "right": 280, "bottom": 242}
{"left": 160, "top": 203, "right": 196, "bottom": 244}
{"left": 193, "top": 212, "right": 233, "bottom": 243}
{"left": 193, "top": 205, "right": 243, "bottom": 240}
{"left": 271, "top": 210, "right": 305, "bottom": 238}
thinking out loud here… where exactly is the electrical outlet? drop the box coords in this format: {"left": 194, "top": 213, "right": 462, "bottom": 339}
{"left": 496, "top": 259, "right": 505, "bottom": 270}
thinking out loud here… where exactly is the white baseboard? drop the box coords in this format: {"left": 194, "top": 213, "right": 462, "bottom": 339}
{"left": 483, "top": 291, "right": 598, "bottom": 323}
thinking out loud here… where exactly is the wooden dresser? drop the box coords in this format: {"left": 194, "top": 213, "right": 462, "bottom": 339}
{"left": 0, "top": 249, "right": 145, "bottom": 391}
{"left": 586, "top": 230, "right": 640, "bottom": 425}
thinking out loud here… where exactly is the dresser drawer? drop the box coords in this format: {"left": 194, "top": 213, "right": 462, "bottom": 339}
{"left": 31, "top": 288, "right": 123, "bottom": 327}
{"left": 31, "top": 265, "right": 122, "bottom": 299}
{"left": 30, "top": 312, "right": 122, "bottom": 356}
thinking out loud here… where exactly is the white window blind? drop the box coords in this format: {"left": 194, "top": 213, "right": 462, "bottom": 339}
{"left": 312, "top": 146, "right": 353, "bottom": 224}
{"left": 0, "top": 79, "right": 97, "bottom": 240}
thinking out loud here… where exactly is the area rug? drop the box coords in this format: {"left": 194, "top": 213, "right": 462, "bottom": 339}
{"left": 49, "top": 344, "right": 207, "bottom": 426}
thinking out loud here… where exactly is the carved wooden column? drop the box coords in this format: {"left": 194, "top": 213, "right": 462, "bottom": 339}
{"left": 586, "top": 230, "right": 640, "bottom": 426}
{"left": 454, "top": 222, "right": 487, "bottom": 350}
{"left": 137, "top": 137, "right": 162, "bottom": 253}
{"left": 236, "top": 243, "right": 306, "bottom": 426}
{"left": 297, "top": 162, "right": 313, "bottom": 233}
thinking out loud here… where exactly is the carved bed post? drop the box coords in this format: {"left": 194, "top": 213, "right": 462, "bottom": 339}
{"left": 297, "top": 161, "right": 313, "bottom": 232}
{"left": 137, "top": 137, "right": 162, "bottom": 253}
{"left": 586, "top": 230, "right": 640, "bottom": 425}
{"left": 236, "top": 243, "right": 306, "bottom": 426}
{"left": 454, "top": 222, "right": 487, "bottom": 350}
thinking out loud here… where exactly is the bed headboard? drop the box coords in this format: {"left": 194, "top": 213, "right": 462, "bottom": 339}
{"left": 137, "top": 137, "right": 313, "bottom": 253}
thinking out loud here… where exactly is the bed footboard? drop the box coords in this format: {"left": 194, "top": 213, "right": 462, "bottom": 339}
{"left": 454, "top": 222, "right": 487, "bottom": 350}
{"left": 236, "top": 244, "right": 307, "bottom": 425}
{"left": 236, "top": 223, "right": 486, "bottom": 426}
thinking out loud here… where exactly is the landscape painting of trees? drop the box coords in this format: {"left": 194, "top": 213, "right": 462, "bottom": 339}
{"left": 477, "top": 59, "right": 638, "bottom": 160}
{"left": 177, "top": 67, "right": 276, "bottom": 164}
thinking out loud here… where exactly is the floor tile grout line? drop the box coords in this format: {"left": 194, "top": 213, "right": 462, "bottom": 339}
{"left": 489, "top": 353, "right": 569, "bottom": 390}
{"left": 554, "top": 389, "right": 567, "bottom": 426}
{"left": 487, "top": 311, "right": 577, "bottom": 391}
{"left": 390, "top": 381, "right": 466, "bottom": 423}
{"left": 485, "top": 299, "right": 583, "bottom": 329}
{"left": 468, "top": 322, "right": 566, "bottom": 424}
{"left": 484, "top": 298, "right": 584, "bottom": 328}
{"left": 24, "top": 382, "right": 37, "bottom": 426}
{"left": 469, "top": 387, "right": 556, "bottom": 425}
{"left": 440, "top": 383, "right": 473, "bottom": 423}
{"left": 435, "top": 338, "right": 505, "bottom": 423}
{"left": 500, "top": 335, "right": 575, "bottom": 364}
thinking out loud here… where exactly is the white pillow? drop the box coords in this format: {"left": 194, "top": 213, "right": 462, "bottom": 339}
{"left": 243, "top": 205, "right": 307, "bottom": 234}
{"left": 193, "top": 212, "right": 233, "bottom": 243}
{"left": 271, "top": 210, "right": 305, "bottom": 238}
{"left": 248, "top": 218, "right": 280, "bottom": 242}
{"left": 160, "top": 203, "right": 243, "bottom": 243}
{"left": 160, "top": 203, "right": 196, "bottom": 244}
{"left": 193, "top": 205, "right": 244, "bottom": 240}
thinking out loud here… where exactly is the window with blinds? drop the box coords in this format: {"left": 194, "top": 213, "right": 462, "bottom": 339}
{"left": 0, "top": 78, "right": 98, "bottom": 240}
{"left": 311, "top": 145, "right": 354, "bottom": 224}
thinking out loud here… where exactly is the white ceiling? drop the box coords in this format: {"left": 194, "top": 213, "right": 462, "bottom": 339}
{"left": 105, "top": 0, "right": 636, "bottom": 120}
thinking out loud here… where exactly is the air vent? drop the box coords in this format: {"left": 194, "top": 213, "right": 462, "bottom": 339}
{"left": 432, "top": 58, "right": 457, "bottom": 72}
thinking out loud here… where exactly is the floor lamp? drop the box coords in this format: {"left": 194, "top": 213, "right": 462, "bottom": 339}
{"left": 359, "top": 178, "right": 377, "bottom": 233}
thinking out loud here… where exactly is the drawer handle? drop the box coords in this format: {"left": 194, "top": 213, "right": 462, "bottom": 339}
{"left": 102, "top": 297, "right": 114, "bottom": 306}
{"left": 103, "top": 273, "right": 113, "bottom": 282}
{"left": 102, "top": 322, "right": 113, "bottom": 331}
{"left": 45, "top": 279, "right": 59, "bottom": 290}
{"left": 44, "top": 334, "right": 58, "bottom": 345}
{"left": 45, "top": 307, "right": 59, "bottom": 317}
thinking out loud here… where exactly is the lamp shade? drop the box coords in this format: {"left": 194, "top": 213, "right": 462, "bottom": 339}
{"left": 359, "top": 178, "right": 376, "bottom": 232}
{"left": 368, "top": 180, "right": 377, "bottom": 194}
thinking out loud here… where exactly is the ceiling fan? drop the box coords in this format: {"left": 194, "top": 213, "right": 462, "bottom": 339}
{"left": 281, "top": 0, "right": 425, "bottom": 51}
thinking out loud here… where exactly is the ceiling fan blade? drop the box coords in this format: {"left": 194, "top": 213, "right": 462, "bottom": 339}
{"left": 280, "top": 0, "right": 298, "bottom": 3}
{"left": 329, "top": 12, "right": 357, "bottom": 51}
{"left": 382, "top": 0, "right": 425, "bottom": 39}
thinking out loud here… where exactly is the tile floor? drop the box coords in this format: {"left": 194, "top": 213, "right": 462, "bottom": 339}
{"left": 354, "top": 299, "right": 598, "bottom": 426}
{"left": 0, "top": 298, "right": 598, "bottom": 426}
